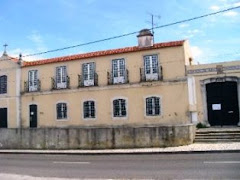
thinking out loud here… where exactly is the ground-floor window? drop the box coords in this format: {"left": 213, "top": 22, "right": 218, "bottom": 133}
{"left": 113, "top": 99, "right": 127, "bottom": 117}
{"left": 56, "top": 103, "right": 67, "bottom": 119}
{"left": 146, "top": 96, "right": 160, "bottom": 116}
{"left": 83, "top": 101, "right": 95, "bottom": 118}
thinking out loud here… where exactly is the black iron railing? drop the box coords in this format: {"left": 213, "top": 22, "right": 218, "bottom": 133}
{"left": 140, "top": 66, "right": 163, "bottom": 82}
{"left": 78, "top": 73, "right": 98, "bottom": 87}
{"left": 51, "top": 76, "right": 70, "bottom": 90}
{"left": 24, "top": 80, "right": 41, "bottom": 92}
{"left": 107, "top": 69, "right": 129, "bottom": 85}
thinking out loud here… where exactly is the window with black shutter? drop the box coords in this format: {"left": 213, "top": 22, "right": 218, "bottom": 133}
{"left": 0, "top": 75, "right": 7, "bottom": 94}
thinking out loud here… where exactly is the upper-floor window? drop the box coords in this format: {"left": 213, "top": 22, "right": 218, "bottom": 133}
{"left": 83, "top": 62, "right": 95, "bottom": 86}
{"left": 144, "top": 55, "right": 159, "bottom": 81}
{"left": 112, "top": 59, "right": 126, "bottom": 84}
{"left": 56, "top": 102, "right": 67, "bottom": 119}
{"left": 0, "top": 75, "right": 7, "bottom": 94}
{"left": 56, "top": 66, "right": 67, "bottom": 89}
{"left": 146, "top": 96, "right": 161, "bottom": 116}
{"left": 28, "top": 70, "right": 38, "bottom": 92}
{"left": 113, "top": 99, "right": 127, "bottom": 117}
{"left": 83, "top": 101, "right": 95, "bottom": 118}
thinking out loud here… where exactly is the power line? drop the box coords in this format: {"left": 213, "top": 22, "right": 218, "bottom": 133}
{"left": 22, "top": 5, "right": 240, "bottom": 58}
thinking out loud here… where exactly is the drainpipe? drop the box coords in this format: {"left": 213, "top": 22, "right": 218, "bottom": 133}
{"left": 16, "top": 53, "right": 22, "bottom": 128}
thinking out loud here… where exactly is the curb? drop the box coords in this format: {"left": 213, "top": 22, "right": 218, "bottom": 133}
{"left": 0, "top": 149, "right": 240, "bottom": 155}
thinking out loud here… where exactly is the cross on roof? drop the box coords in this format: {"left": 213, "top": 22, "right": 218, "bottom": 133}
{"left": 3, "top": 43, "right": 8, "bottom": 51}
{"left": 3, "top": 43, "right": 8, "bottom": 55}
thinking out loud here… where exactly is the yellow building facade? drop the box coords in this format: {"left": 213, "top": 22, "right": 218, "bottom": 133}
{"left": 1, "top": 30, "right": 239, "bottom": 128}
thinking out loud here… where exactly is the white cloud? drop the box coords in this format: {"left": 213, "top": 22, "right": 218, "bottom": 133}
{"left": 183, "top": 29, "right": 202, "bottom": 39}
{"left": 234, "top": 2, "right": 240, "bottom": 6}
{"left": 223, "top": 11, "right": 238, "bottom": 17}
{"left": 210, "top": 5, "right": 220, "bottom": 11}
{"left": 28, "top": 33, "right": 43, "bottom": 44}
{"left": 27, "top": 31, "right": 47, "bottom": 53}
{"left": 191, "top": 46, "right": 203, "bottom": 59}
{"left": 8, "top": 48, "right": 44, "bottom": 61}
{"left": 178, "top": 23, "right": 189, "bottom": 28}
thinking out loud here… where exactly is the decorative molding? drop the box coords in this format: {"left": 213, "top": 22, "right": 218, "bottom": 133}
{"left": 187, "top": 65, "right": 240, "bottom": 74}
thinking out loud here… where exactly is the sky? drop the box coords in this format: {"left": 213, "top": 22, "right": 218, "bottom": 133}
{"left": 0, "top": 0, "right": 240, "bottom": 64}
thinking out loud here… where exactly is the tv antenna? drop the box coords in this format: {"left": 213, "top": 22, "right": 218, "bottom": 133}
{"left": 146, "top": 13, "right": 161, "bottom": 43}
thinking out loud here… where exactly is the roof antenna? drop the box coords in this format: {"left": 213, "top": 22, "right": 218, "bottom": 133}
{"left": 146, "top": 13, "right": 161, "bottom": 44}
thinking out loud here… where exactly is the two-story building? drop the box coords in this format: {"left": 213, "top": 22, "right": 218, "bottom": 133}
{"left": 19, "top": 29, "right": 192, "bottom": 128}
{"left": 1, "top": 29, "right": 239, "bottom": 129}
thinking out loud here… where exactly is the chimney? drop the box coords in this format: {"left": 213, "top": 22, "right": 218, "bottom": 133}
{"left": 137, "top": 29, "right": 153, "bottom": 48}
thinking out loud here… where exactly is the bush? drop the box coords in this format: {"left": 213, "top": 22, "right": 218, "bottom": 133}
{"left": 196, "top": 122, "right": 207, "bottom": 129}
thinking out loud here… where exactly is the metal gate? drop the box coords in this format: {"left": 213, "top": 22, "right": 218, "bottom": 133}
{"left": 206, "top": 82, "right": 239, "bottom": 126}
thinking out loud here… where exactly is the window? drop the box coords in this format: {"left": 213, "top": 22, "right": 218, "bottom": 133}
{"left": 0, "top": 75, "right": 7, "bottom": 94}
{"left": 146, "top": 96, "right": 160, "bottom": 116}
{"left": 113, "top": 99, "right": 127, "bottom": 117}
{"left": 83, "top": 101, "right": 95, "bottom": 118}
{"left": 56, "top": 103, "right": 67, "bottom": 119}
{"left": 83, "top": 62, "right": 95, "bottom": 86}
{"left": 56, "top": 66, "right": 67, "bottom": 88}
{"left": 144, "top": 55, "right": 159, "bottom": 81}
{"left": 28, "top": 70, "right": 38, "bottom": 92}
{"left": 112, "top": 59, "right": 125, "bottom": 84}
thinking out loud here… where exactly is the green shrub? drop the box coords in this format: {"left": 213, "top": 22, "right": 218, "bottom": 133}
{"left": 196, "top": 122, "right": 207, "bottom": 129}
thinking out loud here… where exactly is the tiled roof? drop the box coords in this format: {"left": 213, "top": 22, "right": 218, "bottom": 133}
{"left": 23, "top": 40, "right": 185, "bottom": 67}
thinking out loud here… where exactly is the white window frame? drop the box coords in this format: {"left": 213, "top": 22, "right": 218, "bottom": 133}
{"left": 112, "top": 59, "right": 125, "bottom": 84}
{"left": 28, "top": 70, "right": 38, "bottom": 92}
{"left": 112, "top": 97, "right": 128, "bottom": 120}
{"left": 56, "top": 102, "right": 68, "bottom": 120}
{"left": 83, "top": 62, "right": 95, "bottom": 87}
{"left": 56, "top": 66, "right": 67, "bottom": 89}
{"left": 144, "top": 95, "right": 162, "bottom": 117}
{"left": 144, "top": 55, "right": 159, "bottom": 81}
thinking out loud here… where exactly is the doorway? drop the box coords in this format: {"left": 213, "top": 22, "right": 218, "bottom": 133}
{"left": 0, "top": 108, "right": 8, "bottom": 128}
{"left": 206, "top": 81, "right": 239, "bottom": 126}
{"left": 29, "top": 104, "right": 37, "bottom": 128}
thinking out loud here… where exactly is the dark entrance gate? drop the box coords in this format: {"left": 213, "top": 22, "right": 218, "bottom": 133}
{"left": 30, "top": 104, "right": 37, "bottom": 128}
{"left": 206, "top": 81, "right": 239, "bottom": 126}
{"left": 0, "top": 108, "right": 8, "bottom": 128}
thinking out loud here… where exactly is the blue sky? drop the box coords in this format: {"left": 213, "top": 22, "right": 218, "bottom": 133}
{"left": 0, "top": 0, "right": 240, "bottom": 63}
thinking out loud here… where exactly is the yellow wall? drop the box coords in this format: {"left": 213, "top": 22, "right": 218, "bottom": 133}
{"left": 21, "top": 42, "right": 191, "bottom": 127}
{"left": 187, "top": 60, "right": 240, "bottom": 124}
{"left": 0, "top": 55, "right": 19, "bottom": 128}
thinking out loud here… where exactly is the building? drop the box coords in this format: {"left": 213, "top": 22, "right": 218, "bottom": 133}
{"left": 187, "top": 61, "right": 240, "bottom": 126}
{"left": 0, "top": 29, "right": 239, "bottom": 129}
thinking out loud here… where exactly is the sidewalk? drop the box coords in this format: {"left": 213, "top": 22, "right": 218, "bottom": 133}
{"left": 0, "top": 142, "right": 240, "bottom": 155}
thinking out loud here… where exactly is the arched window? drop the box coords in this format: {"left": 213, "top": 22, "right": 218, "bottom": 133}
{"left": 0, "top": 75, "right": 7, "bottom": 94}
{"left": 113, "top": 99, "right": 127, "bottom": 117}
{"left": 56, "top": 103, "right": 67, "bottom": 119}
{"left": 83, "top": 101, "right": 95, "bottom": 118}
{"left": 146, "top": 96, "right": 161, "bottom": 116}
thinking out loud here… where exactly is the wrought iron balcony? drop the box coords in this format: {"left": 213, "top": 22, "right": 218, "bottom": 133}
{"left": 51, "top": 76, "right": 70, "bottom": 90}
{"left": 78, "top": 73, "right": 98, "bottom": 88}
{"left": 24, "top": 80, "right": 41, "bottom": 93}
{"left": 107, "top": 69, "right": 129, "bottom": 85}
{"left": 140, "top": 66, "right": 163, "bottom": 82}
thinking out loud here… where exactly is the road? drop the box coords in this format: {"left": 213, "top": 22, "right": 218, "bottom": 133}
{"left": 0, "top": 153, "right": 240, "bottom": 179}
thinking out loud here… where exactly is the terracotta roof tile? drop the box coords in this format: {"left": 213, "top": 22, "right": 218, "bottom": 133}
{"left": 23, "top": 40, "right": 185, "bottom": 67}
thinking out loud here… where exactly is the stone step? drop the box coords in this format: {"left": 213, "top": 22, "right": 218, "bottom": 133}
{"left": 194, "top": 139, "right": 240, "bottom": 143}
{"left": 195, "top": 134, "right": 240, "bottom": 137}
{"left": 196, "top": 131, "right": 240, "bottom": 134}
{"left": 195, "top": 136, "right": 240, "bottom": 140}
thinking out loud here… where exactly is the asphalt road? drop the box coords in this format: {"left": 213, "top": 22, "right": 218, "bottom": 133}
{"left": 0, "top": 153, "right": 240, "bottom": 179}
